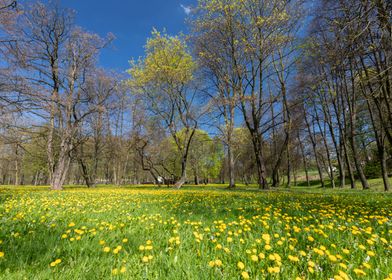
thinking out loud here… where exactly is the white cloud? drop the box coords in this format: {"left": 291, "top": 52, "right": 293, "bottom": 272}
{"left": 180, "top": 4, "right": 192, "bottom": 15}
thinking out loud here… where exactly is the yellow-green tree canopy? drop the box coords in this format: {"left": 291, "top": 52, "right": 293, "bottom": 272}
{"left": 128, "top": 29, "right": 195, "bottom": 89}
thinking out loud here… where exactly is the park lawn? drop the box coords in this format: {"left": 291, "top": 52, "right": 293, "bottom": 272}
{"left": 0, "top": 185, "right": 391, "bottom": 279}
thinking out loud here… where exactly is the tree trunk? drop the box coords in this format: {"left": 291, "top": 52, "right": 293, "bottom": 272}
{"left": 380, "top": 145, "right": 390, "bottom": 192}
{"left": 364, "top": 94, "right": 390, "bottom": 192}
{"left": 194, "top": 174, "right": 199, "bottom": 185}
{"left": 254, "top": 142, "right": 268, "bottom": 190}
{"left": 50, "top": 136, "right": 72, "bottom": 190}
{"left": 297, "top": 132, "right": 310, "bottom": 187}
{"left": 315, "top": 113, "right": 335, "bottom": 189}
{"left": 347, "top": 62, "right": 369, "bottom": 190}
{"left": 175, "top": 157, "right": 187, "bottom": 189}
{"left": 14, "top": 144, "right": 19, "bottom": 186}
{"left": 51, "top": 155, "right": 71, "bottom": 190}
{"left": 34, "top": 171, "right": 39, "bottom": 186}
{"left": 286, "top": 144, "right": 291, "bottom": 188}
{"left": 304, "top": 111, "right": 325, "bottom": 188}
{"left": 227, "top": 143, "right": 235, "bottom": 188}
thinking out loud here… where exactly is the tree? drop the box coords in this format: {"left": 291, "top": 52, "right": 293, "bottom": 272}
{"left": 128, "top": 30, "right": 200, "bottom": 188}
{"left": 3, "top": 1, "right": 113, "bottom": 190}
{"left": 192, "top": 0, "right": 302, "bottom": 189}
{"left": 192, "top": 8, "right": 239, "bottom": 188}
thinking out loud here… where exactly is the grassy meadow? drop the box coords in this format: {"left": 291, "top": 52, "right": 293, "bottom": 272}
{"left": 0, "top": 183, "right": 391, "bottom": 279}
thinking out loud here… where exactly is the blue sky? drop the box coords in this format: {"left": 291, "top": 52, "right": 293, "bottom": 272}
{"left": 62, "top": 0, "right": 196, "bottom": 73}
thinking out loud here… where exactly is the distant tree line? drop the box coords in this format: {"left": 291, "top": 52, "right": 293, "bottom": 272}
{"left": 0, "top": 0, "right": 391, "bottom": 190}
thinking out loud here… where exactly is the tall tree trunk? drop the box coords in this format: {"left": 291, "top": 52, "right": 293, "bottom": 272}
{"left": 338, "top": 89, "right": 356, "bottom": 189}
{"left": 314, "top": 109, "right": 335, "bottom": 188}
{"left": 297, "top": 132, "right": 310, "bottom": 187}
{"left": 51, "top": 153, "right": 71, "bottom": 190}
{"left": 251, "top": 134, "right": 268, "bottom": 189}
{"left": 346, "top": 63, "right": 369, "bottom": 190}
{"left": 227, "top": 143, "right": 235, "bottom": 188}
{"left": 364, "top": 95, "right": 390, "bottom": 192}
{"left": 174, "top": 157, "right": 187, "bottom": 189}
{"left": 14, "top": 144, "right": 19, "bottom": 186}
{"left": 51, "top": 135, "right": 72, "bottom": 190}
{"left": 380, "top": 146, "right": 390, "bottom": 192}
{"left": 304, "top": 110, "right": 325, "bottom": 188}
{"left": 174, "top": 127, "right": 196, "bottom": 189}
{"left": 286, "top": 144, "right": 291, "bottom": 188}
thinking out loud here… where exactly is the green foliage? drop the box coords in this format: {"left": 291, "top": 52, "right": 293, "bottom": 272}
{"left": 363, "top": 161, "right": 382, "bottom": 179}
{"left": 128, "top": 29, "right": 195, "bottom": 89}
{"left": 163, "top": 129, "right": 223, "bottom": 181}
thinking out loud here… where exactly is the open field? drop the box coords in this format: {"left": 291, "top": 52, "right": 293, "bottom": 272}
{"left": 0, "top": 185, "right": 391, "bottom": 279}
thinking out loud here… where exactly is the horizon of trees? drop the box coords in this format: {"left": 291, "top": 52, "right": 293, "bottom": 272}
{"left": 0, "top": 0, "right": 391, "bottom": 191}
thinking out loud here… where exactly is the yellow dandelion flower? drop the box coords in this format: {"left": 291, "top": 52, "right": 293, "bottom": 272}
{"left": 362, "top": 262, "right": 371, "bottom": 269}
{"left": 354, "top": 268, "right": 366, "bottom": 276}
{"left": 338, "top": 270, "right": 350, "bottom": 280}
{"left": 241, "top": 271, "right": 250, "bottom": 279}
{"left": 367, "top": 251, "right": 375, "bottom": 257}
{"left": 339, "top": 263, "right": 348, "bottom": 269}
{"left": 267, "top": 266, "right": 280, "bottom": 273}
{"left": 328, "top": 255, "right": 337, "bottom": 262}
{"left": 288, "top": 255, "right": 299, "bottom": 262}
{"left": 237, "top": 261, "right": 245, "bottom": 270}
{"left": 367, "top": 239, "right": 374, "bottom": 245}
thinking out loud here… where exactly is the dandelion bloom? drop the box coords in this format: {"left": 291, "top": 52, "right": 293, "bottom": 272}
{"left": 241, "top": 271, "right": 250, "bottom": 279}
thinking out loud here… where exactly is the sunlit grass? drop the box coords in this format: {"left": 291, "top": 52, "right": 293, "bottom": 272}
{"left": 0, "top": 184, "right": 391, "bottom": 279}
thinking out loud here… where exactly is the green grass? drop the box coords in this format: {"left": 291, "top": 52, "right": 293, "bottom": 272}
{"left": 0, "top": 183, "right": 391, "bottom": 279}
